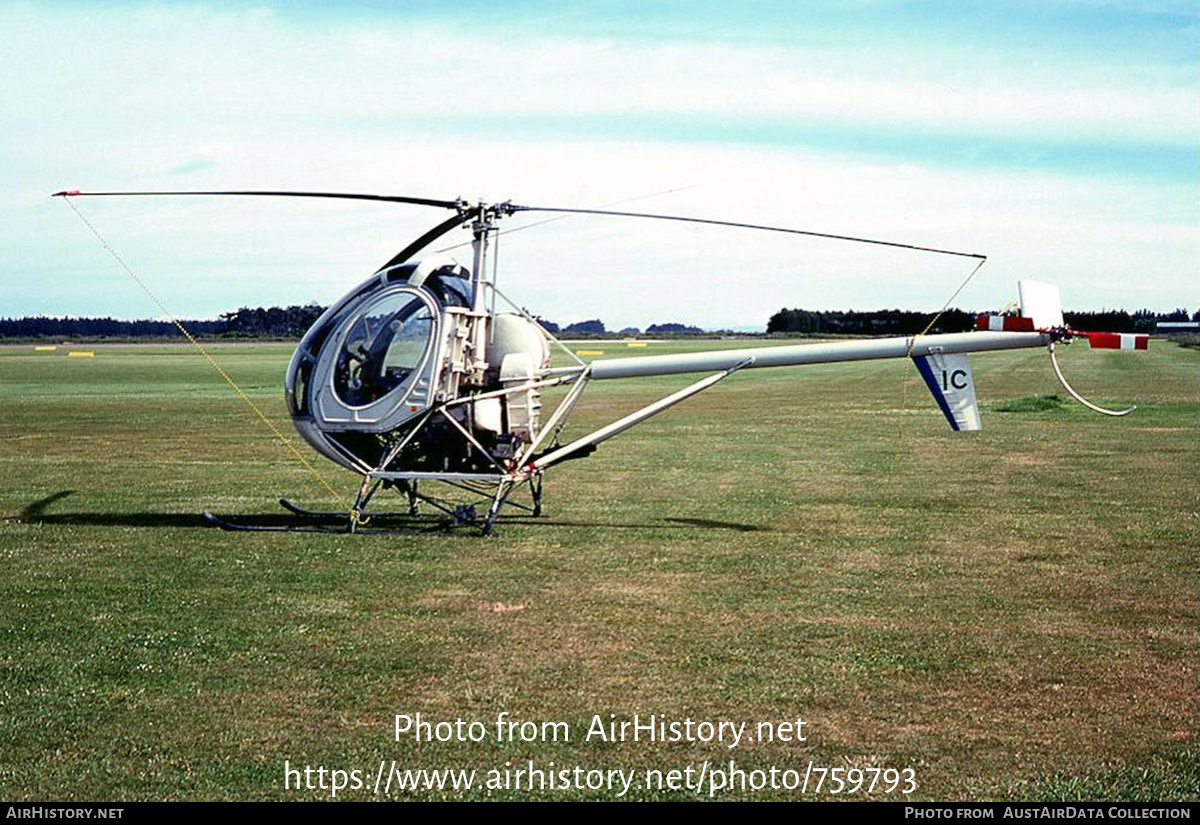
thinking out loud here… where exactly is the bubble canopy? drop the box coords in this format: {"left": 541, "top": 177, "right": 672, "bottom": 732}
{"left": 332, "top": 292, "right": 432, "bottom": 408}
{"left": 285, "top": 259, "right": 472, "bottom": 470}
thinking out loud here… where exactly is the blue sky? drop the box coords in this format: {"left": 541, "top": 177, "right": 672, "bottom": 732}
{"left": 2, "top": 1, "right": 1196, "bottom": 328}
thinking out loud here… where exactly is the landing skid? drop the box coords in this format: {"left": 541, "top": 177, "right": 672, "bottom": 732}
{"left": 202, "top": 475, "right": 546, "bottom": 537}
{"left": 202, "top": 508, "right": 458, "bottom": 536}
{"left": 278, "top": 498, "right": 416, "bottom": 521}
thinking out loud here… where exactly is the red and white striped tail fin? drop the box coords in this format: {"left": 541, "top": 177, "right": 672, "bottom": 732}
{"left": 978, "top": 279, "right": 1150, "bottom": 353}
{"left": 974, "top": 280, "right": 1065, "bottom": 333}
{"left": 973, "top": 279, "right": 1145, "bottom": 419}
{"left": 975, "top": 314, "right": 1035, "bottom": 332}
{"left": 1078, "top": 331, "right": 1149, "bottom": 351}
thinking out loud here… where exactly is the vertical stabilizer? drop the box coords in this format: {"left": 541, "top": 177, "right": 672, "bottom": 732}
{"left": 913, "top": 352, "right": 982, "bottom": 431}
{"left": 1018, "top": 280, "right": 1064, "bottom": 330}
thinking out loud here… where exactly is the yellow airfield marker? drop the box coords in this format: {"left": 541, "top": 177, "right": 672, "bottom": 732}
{"left": 626, "top": 342, "right": 648, "bottom": 347}
{"left": 67, "top": 351, "right": 96, "bottom": 358}
{"left": 34, "top": 345, "right": 58, "bottom": 351}
{"left": 575, "top": 349, "right": 605, "bottom": 356}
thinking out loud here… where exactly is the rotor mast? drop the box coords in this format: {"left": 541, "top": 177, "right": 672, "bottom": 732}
{"left": 469, "top": 203, "right": 493, "bottom": 316}
{"left": 466, "top": 201, "right": 515, "bottom": 310}
{"left": 465, "top": 202, "right": 514, "bottom": 382}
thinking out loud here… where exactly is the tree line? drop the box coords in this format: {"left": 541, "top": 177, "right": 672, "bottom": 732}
{"left": 0, "top": 304, "right": 325, "bottom": 340}
{"left": 2, "top": 304, "right": 1195, "bottom": 340}
{"left": 766, "top": 307, "right": 1197, "bottom": 336}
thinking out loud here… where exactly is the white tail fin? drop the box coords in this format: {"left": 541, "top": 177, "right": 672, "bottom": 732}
{"left": 913, "top": 351, "right": 982, "bottom": 431}
{"left": 1018, "top": 280, "right": 1064, "bottom": 329}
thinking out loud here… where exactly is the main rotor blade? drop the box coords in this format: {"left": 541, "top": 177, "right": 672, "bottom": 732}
{"left": 53, "top": 189, "right": 465, "bottom": 211}
{"left": 508, "top": 204, "right": 985, "bottom": 260}
{"left": 377, "top": 206, "right": 481, "bottom": 271}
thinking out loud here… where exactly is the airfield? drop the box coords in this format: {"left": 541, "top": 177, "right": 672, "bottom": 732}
{"left": 1, "top": 338, "right": 1196, "bottom": 800}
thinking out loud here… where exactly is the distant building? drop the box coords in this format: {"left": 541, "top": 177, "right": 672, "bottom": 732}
{"left": 1156, "top": 321, "right": 1199, "bottom": 334}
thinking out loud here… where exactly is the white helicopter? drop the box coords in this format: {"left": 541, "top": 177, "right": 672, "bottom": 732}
{"left": 53, "top": 190, "right": 1147, "bottom": 534}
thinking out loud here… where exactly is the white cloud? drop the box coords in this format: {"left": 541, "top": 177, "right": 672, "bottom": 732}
{"left": 3, "top": 5, "right": 1194, "bottom": 145}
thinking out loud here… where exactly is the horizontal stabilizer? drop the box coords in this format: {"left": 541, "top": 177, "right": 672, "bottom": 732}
{"left": 913, "top": 352, "right": 981, "bottom": 432}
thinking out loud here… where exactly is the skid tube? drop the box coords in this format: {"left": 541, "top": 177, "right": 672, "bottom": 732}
{"left": 202, "top": 472, "right": 546, "bottom": 537}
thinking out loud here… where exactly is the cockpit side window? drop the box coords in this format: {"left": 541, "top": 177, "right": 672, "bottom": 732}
{"left": 426, "top": 270, "right": 473, "bottom": 307}
{"left": 333, "top": 292, "right": 433, "bottom": 408}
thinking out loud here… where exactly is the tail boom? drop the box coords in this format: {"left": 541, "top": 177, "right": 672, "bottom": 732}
{"left": 584, "top": 331, "right": 1047, "bottom": 380}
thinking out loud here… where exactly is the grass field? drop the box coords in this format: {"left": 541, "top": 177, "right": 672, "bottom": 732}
{"left": 1, "top": 338, "right": 1196, "bottom": 801}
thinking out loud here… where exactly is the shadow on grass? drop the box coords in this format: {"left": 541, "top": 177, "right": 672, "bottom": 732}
{"left": 15, "top": 491, "right": 209, "bottom": 528}
{"left": 664, "top": 517, "right": 768, "bottom": 532}
{"left": 13, "top": 491, "right": 770, "bottom": 534}
{"left": 503, "top": 516, "right": 770, "bottom": 532}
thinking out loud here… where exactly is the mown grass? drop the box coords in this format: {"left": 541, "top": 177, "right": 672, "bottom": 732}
{"left": 0, "top": 339, "right": 1196, "bottom": 801}
{"left": 992, "top": 393, "right": 1068, "bottom": 413}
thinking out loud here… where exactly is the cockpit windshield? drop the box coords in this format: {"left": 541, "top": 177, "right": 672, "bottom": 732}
{"left": 332, "top": 291, "right": 433, "bottom": 408}
{"left": 380, "top": 262, "right": 473, "bottom": 308}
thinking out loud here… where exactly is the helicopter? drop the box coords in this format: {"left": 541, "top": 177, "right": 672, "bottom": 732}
{"left": 52, "top": 189, "right": 1148, "bottom": 535}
